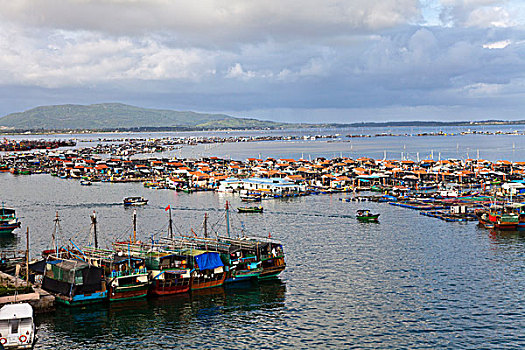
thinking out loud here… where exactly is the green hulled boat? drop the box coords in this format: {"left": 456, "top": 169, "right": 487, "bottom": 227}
{"left": 356, "top": 209, "right": 380, "bottom": 222}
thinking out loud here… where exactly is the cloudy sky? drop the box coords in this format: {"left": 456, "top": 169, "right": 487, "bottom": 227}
{"left": 0, "top": 0, "right": 524, "bottom": 122}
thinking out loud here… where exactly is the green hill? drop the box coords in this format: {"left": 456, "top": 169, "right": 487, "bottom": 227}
{"left": 0, "top": 103, "right": 286, "bottom": 131}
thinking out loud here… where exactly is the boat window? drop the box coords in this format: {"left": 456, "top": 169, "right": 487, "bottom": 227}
{"left": 0, "top": 320, "right": 8, "bottom": 330}
{"left": 10, "top": 319, "right": 20, "bottom": 333}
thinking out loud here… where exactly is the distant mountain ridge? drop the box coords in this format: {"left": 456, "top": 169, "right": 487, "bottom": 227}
{"left": 0, "top": 103, "right": 523, "bottom": 132}
{"left": 0, "top": 103, "right": 286, "bottom": 131}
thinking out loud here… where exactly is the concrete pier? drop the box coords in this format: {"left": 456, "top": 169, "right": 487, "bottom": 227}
{"left": 0, "top": 271, "right": 55, "bottom": 313}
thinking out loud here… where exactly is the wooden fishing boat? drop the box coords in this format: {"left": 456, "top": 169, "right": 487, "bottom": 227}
{"left": 80, "top": 180, "right": 92, "bottom": 186}
{"left": 42, "top": 257, "right": 107, "bottom": 306}
{"left": 0, "top": 207, "right": 21, "bottom": 234}
{"left": 106, "top": 256, "right": 149, "bottom": 301}
{"left": 476, "top": 210, "right": 495, "bottom": 229}
{"left": 81, "top": 247, "right": 150, "bottom": 302}
{"left": 257, "top": 240, "right": 286, "bottom": 279}
{"left": 0, "top": 303, "right": 36, "bottom": 349}
{"left": 123, "top": 196, "right": 148, "bottom": 206}
{"left": 356, "top": 209, "right": 380, "bottom": 222}
{"left": 146, "top": 252, "right": 191, "bottom": 296}
{"left": 485, "top": 209, "right": 519, "bottom": 230}
{"left": 226, "top": 255, "right": 262, "bottom": 283}
{"left": 237, "top": 206, "right": 263, "bottom": 213}
{"left": 240, "top": 193, "right": 262, "bottom": 202}
{"left": 185, "top": 250, "right": 226, "bottom": 290}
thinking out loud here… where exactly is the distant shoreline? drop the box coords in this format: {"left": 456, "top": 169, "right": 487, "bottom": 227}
{"left": 1, "top": 120, "right": 525, "bottom": 135}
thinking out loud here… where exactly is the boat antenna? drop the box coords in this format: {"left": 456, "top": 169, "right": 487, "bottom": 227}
{"left": 133, "top": 209, "right": 137, "bottom": 243}
{"left": 225, "top": 201, "right": 230, "bottom": 238}
{"left": 91, "top": 210, "right": 98, "bottom": 249}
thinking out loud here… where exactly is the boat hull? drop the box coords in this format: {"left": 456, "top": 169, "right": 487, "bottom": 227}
{"left": 259, "top": 257, "right": 286, "bottom": 279}
{"left": 0, "top": 222, "right": 21, "bottom": 234}
{"left": 109, "top": 284, "right": 149, "bottom": 301}
{"left": 55, "top": 291, "right": 108, "bottom": 307}
{"left": 190, "top": 272, "right": 226, "bottom": 290}
{"left": 356, "top": 215, "right": 380, "bottom": 222}
{"left": 149, "top": 280, "right": 190, "bottom": 295}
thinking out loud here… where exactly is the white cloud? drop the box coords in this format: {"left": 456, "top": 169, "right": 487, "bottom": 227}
{"left": 439, "top": 0, "right": 522, "bottom": 28}
{"left": 463, "top": 82, "right": 503, "bottom": 96}
{"left": 0, "top": 0, "right": 420, "bottom": 45}
{"left": 465, "top": 6, "right": 514, "bottom": 27}
{"left": 483, "top": 39, "right": 511, "bottom": 49}
{"left": 0, "top": 27, "right": 218, "bottom": 87}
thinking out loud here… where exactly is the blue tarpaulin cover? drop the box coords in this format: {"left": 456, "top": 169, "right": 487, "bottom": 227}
{"left": 195, "top": 252, "right": 224, "bottom": 270}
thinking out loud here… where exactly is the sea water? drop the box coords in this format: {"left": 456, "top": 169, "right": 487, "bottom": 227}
{"left": 1, "top": 129, "right": 524, "bottom": 349}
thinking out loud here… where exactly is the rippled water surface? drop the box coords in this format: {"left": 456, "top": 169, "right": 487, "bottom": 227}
{"left": 1, "top": 153, "right": 525, "bottom": 348}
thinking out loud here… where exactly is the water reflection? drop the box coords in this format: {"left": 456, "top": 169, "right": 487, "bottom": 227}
{"left": 0, "top": 234, "right": 18, "bottom": 248}
{"left": 35, "top": 280, "right": 286, "bottom": 348}
{"left": 488, "top": 229, "right": 525, "bottom": 243}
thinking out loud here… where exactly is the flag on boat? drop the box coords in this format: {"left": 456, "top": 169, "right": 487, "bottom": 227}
{"left": 165, "top": 205, "right": 170, "bottom": 211}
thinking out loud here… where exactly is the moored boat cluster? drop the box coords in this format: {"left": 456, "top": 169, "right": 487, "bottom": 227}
{"left": 35, "top": 209, "right": 285, "bottom": 306}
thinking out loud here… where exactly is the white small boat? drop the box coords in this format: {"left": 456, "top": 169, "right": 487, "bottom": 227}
{"left": 0, "top": 303, "right": 36, "bottom": 349}
{"left": 123, "top": 196, "right": 148, "bottom": 206}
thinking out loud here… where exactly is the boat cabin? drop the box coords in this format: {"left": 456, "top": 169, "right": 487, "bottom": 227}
{"left": 0, "top": 303, "right": 35, "bottom": 349}
{"left": 123, "top": 197, "right": 148, "bottom": 206}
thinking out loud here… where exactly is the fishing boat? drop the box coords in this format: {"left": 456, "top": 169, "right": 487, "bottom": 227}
{"left": 81, "top": 247, "right": 150, "bottom": 302}
{"left": 0, "top": 207, "right": 21, "bottom": 234}
{"left": 224, "top": 243, "right": 262, "bottom": 283}
{"left": 184, "top": 250, "right": 226, "bottom": 290}
{"left": 239, "top": 193, "right": 262, "bottom": 202}
{"left": 123, "top": 196, "right": 148, "bottom": 206}
{"left": 237, "top": 206, "right": 263, "bottom": 213}
{"left": 42, "top": 257, "right": 107, "bottom": 306}
{"left": 80, "top": 180, "right": 92, "bottom": 186}
{"left": 145, "top": 252, "right": 191, "bottom": 296}
{"left": 255, "top": 238, "right": 286, "bottom": 279}
{"left": 482, "top": 206, "right": 519, "bottom": 230}
{"left": 0, "top": 303, "right": 36, "bottom": 349}
{"left": 106, "top": 255, "right": 149, "bottom": 301}
{"left": 356, "top": 209, "right": 380, "bottom": 222}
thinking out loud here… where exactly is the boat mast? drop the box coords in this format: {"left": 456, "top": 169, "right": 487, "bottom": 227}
{"left": 133, "top": 209, "right": 137, "bottom": 243}
{"left": 168, "top": 206, "right": 173, "bottom": 239}
{"left": 26, "top": 227, "right": 29, "bottom": 284}
{"left": 53, "top": 211, "right": 61, "bottom": 255}
{"left": 203, "top": 212, "right": 208, "bottom": 238}
{"left": 91, "top": 211, "right": 98, "bottom": 249}
{"left": 225, "top": 201, "right": 230, "bottom": 238}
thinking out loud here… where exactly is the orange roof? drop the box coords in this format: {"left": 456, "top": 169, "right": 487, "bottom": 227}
{"left": 189, "top": 171, "right": 209, "bottom": 179}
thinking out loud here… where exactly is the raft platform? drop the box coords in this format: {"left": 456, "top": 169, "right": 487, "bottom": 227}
{"left": 420, "top": 210, "right": 478, "bottom": 222}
